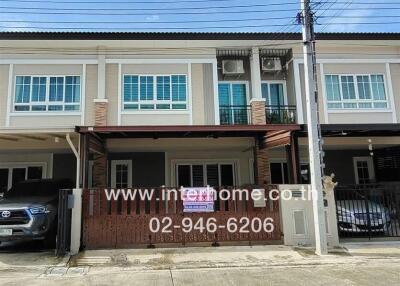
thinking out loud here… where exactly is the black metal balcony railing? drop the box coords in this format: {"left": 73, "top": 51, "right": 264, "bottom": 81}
{"left": 265, "top": 105, "right": 297, "bottom": 124}
{"left": 219, "top": 105, "right": 251, "bottom": 125}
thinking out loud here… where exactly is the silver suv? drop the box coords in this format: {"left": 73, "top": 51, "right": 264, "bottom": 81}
{"left": 0, "top": 179, "right": 72, "bottom": 247}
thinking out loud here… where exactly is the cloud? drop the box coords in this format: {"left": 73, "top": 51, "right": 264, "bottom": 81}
{"left": 320, "top": 3, "right": 382, "bottom": 32}
{"left": 145, "top": 15, "right": 160, "bottom": 21}
{"left": 0, "top": 15, "right": 34, "bottom": 32}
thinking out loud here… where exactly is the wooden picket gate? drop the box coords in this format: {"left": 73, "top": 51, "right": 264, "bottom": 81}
{"left": 82, "top": 187, "right": 281, "bottom": 249}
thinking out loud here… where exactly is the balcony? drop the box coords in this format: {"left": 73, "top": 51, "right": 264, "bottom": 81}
{"left": 265, "top": 105, "right": 297, "bottom": 124}
{"left": 219, "top": 105, "right": 251, "bottom": 125}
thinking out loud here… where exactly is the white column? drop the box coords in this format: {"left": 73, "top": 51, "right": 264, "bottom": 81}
{"left": 70, "top": 188, "right": 82, "bottom": 255}
{"left": 94, "top": 52, "right": 108, "bottom": 107}
{"left": 117, "top": 63, "right": 122, "bottom": 126}
{"left": 188, "top": 63, "right": 193, "bottom": 125}
{"left": 212, "top": 59, "right": 220, "bottom": 125}
{"left": 386, "top": 63, "right": 397, "bottom": 123}
{"left": 97, "top": 54, "right": 106, "bottom": 100}
{"left": 293, "top": 59, "right": 305, "bottom": 124}
{"left": 250, "top": 47, "right": 263, "bottom": 101}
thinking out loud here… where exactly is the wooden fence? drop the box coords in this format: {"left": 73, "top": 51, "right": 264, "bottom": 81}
{"left": 82, "top": 187, "right": 281, "bottom": 249}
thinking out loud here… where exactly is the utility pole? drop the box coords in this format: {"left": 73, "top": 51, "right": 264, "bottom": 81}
{"left": 300, "top": 0, "right": 328, "bottom": 255}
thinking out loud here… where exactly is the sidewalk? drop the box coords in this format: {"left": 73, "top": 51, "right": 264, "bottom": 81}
{"left": 70, "top": 243, "right": 400, "bottom": 270}
{"left": 0, "top": 243, "right": 399, "bottom": 285}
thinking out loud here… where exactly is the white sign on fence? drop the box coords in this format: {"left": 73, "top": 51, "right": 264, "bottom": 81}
{"left": 182, "top": 187, "right": 215, "bottom": 213}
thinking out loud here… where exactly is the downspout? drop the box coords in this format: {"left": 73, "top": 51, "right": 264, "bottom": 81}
{"left": 66, "top": 133, "right": 80, "bottom": 189}
{"left": 66, "top": 133, "right": 82, "bottom": 255}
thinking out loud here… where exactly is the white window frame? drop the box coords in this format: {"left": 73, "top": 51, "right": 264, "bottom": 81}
{"left": 0, "top": 162, "right": 47, "bottom": 191}
{"left": 121, "top": 74, "right": 189, "bottom": 113}
{"left": 111, "top": 160, "right": 133, "bottom": 188}
{"left": 324, "top": 73, "right": 391, "bottom": 112}
{"left": 269, "top": 159, "right": 310, "bottom": 184}
{"left": 353, "top": 156, "right": 376, "bottom": 185}
{"left": 218, "top": 81, "right": 250, "bottom": 105}
{"left": 218, "top": 81, "right": 250, "bottom": 125}
{"left": 269, "top": 161, "right": 289, "bottom": 184}
{"left": 261, "top": 80, "right": 288, "bottom": 106}
{"left": 172, "top": 159, "right": 239, "bottom": 187}
{"left": 12, "top": 75, "right": 82, "bottom": 114}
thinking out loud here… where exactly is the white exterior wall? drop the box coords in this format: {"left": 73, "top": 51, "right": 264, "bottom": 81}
{"left": 279, "top": 184, "right": 340, "bottom": 248}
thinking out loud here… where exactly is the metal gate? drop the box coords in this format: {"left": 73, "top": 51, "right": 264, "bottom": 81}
{"left": 335, "top": 185, "right": 400, "bottom": 239}
{"left": 56, "top": 189, "right": 72, "bottom": 256}
{"left": 82, "top": 187, "right": 281, "bottom": 249}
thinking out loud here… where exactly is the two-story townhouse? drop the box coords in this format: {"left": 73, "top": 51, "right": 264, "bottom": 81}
{"left": 0, "top": 32, "right": 399, "bottom": 248}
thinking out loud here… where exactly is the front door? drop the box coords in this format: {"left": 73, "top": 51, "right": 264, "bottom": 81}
{"left": 353, "top": 157, "right": 375, "bottom": 184}
{"left": 111, "top": 160, "right": 132, "bottom": 188}
{"left": 218, "top": 82, "right": 248, "bottom": 124}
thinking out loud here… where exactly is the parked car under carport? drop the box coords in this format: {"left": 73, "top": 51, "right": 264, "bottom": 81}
{"left": 0, "top": 179, "right": 72, "bottom": 248}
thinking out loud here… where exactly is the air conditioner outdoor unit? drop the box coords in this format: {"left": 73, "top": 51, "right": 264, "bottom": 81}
{"left": 222, "top": 60, "right": 245, "bottom": 74}
{"left": 261, "top": 58, "right": 282, "bottom": 72}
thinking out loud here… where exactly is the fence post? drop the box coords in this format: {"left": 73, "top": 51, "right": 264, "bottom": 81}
{"left": 324, "top": 183, "right": 340, "bottom": 247}
{"left": 70, "top": 188, "right": 83, "bottom": 255}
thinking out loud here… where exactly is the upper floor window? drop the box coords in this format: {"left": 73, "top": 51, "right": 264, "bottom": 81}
{"left": 325, "top": 74, "right": 388, "bottom": 110}
{"left": 261, "top": 81, "right": 287, "bottom": 106}
{"left": 14, "top": 76, "right": 81, "bottom": 112}
{"left": 123, "top": 74, "right": 187, "bottom": 111}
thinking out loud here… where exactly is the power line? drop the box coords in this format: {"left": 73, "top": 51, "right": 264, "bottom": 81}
{"left": 319, "top": 0, "right": 354, "bottom": 32}
{"left": 0, "top": 17, "right": 298, "bottom": 25}
{"left": 0, "top": 9, "right": 299, "bottom": 16}
{"left": 0, "top": 4, "right": 301, "bottom": 11}
{"left": 1, "top": 7, "right": 398, "bottom": 16}
{"left": 0, "top": 23, "right": 302, "bottom": 30}
{"left": 0, "top": 0, "right": 399, "bottom": 4}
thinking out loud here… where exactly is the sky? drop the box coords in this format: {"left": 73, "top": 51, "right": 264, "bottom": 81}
{"left": 0, "top": 0, "right": 399, "bottom": 33}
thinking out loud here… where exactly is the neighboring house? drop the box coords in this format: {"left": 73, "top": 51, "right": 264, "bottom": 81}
{"left": 0, "top": 32, "right": 399, "bottom": 248}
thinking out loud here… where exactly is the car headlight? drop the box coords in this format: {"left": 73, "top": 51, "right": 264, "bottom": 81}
{"left": 28, "top": 207, "right": 50, "bottom": 215}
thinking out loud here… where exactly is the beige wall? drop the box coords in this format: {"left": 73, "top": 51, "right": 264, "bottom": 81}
{"left": 4, "top": 64, "right": 85, "bottom": 128}
{"left": 299, "top": 62, "right": 397, "bottom": 124}
{"left": 85, "top": 64, "right": 98, "bottom": 126}
{"left": 110, "top": 63, "right": 208, "bottom": 126}
{"left": 0, "top": 65, "right": 9, "bottom": 127}
{"left": 106, "top": 63, "right": 119, "bottom": 125}
{"left": 0, "top": 39, "right": 399, "bottom": 130}
{"left": 0, "top": 153, "right": 53, "bottom": 179}
{"left": 390, "top": 63, "right": 400, "bottom": 122}
{"left": 106, "top": 137, "right": 255, "bottom": 186}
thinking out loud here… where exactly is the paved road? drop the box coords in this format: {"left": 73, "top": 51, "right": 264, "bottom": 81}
{"left": 0, "top": 260, "right": 399, "bottom": 286}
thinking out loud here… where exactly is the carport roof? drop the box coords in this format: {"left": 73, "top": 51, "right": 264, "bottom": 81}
{"left": 300, "top": 123, "right": 400, "bottom": 137}
{"left": 75, "top": 124, "right": 301, "bottom": 139}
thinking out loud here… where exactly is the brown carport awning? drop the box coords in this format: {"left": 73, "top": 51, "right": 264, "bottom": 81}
{"left": 75, "top": 124, "right": 301, "bottom": 139}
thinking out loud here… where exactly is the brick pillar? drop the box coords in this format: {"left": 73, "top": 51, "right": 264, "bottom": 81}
{"left": 250, "top": 98, "right": 266, "bottom": 125}
{"left": 255, "top": 143, "right": 270, "bottom": 187}
{"left": 92, "top": 153, "right": 107, "bottom": 188}
{"left": 94, "top": 100, "right": 108, "bottom": 126}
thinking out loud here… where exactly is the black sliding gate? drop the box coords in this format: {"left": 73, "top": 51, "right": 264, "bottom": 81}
{"left": 56, "top": 189, "right": 72, "bottom": 256}
{"left": 335, "top": 185, "right": 400, "bottom": 239}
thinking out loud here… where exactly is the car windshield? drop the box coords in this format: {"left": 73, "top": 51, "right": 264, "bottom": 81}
{"left": 4, "top": 181, "right": 62, "bottom": 198}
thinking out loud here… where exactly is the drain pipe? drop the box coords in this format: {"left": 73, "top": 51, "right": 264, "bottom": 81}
{"left": 66, "top": 133, "right": 80, "bottom": 189}
{"left": 66, "top": 133, "right": 82, "bottom": 255}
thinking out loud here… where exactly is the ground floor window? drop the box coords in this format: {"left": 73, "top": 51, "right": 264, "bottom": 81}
{"left": 270, "top": 162, "right": 310, "bottom": 184}
{"left": 0, "top": 164, "right": 45, "bottom": 192}
{"left": 111, "top": 160, "right": 132, "bottom": 188}
{"left": 353, "top": 157, "right": 375, "bottom": 184}
{"left": 176, "top": 162, "right": 236, "bottom": 187}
